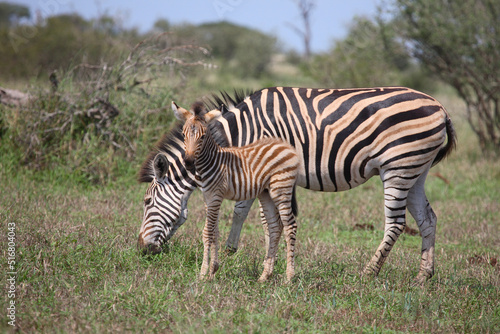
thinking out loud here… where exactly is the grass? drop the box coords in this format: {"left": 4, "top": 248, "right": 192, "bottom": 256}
{"left": 1, "top": 94, "right": 499, "bottom": 333}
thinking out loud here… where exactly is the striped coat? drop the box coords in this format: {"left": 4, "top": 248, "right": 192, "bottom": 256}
{"left": 173, "top": 102, "right": 299, "bottom": 282}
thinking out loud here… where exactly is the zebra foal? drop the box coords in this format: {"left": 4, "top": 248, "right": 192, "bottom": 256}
{"left": 173, "top": 101, "right": 300, "bottom": 282}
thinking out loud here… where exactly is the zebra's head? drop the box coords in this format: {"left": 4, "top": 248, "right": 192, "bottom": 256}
{"left": 172, "top": 101, "right": 222, "bottom": 171}
{"left": 137, "top": 130, "right": 197, "bottom": 255}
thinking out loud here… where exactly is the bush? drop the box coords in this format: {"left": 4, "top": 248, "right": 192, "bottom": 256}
{"left": 1, "top": 34, "right": 211, "bottom": 184}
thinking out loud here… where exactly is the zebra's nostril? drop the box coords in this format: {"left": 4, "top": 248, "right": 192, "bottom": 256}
{"left": 184, "top": 158, "right": 196, "bottom": 173}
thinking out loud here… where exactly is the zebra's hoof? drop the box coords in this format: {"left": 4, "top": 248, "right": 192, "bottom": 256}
{"left": 212, "top": 262, "right": 220, "bottom": 274}
{"left": 258, "top": 273, "right": 270, "bottom": 283}
{"left": 223, "top": 246, "right": 238, "bottom": 255}
{"left": 362, "top": 266, "right": 379, "bottom": 279}
{"left": 411, "top": 272, "right": 432, "bottom": 287}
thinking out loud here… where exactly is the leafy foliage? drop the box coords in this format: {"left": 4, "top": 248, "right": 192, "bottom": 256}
{"left": 0, "top": 13, "right": 132, "bottom": 79}
{"left": 1, "top": 33, "right": 210, "bottom": 184}
{"left": 395, "top": 0, "right": 500, "bottom": 151}
{"left": 173, "top": 21, "right": 277, "bottom": 78}
{"left": 0, "top": 2, "right": 29, "bottom": 27}
{"left": 307, "top": 16, "right": 434, "bottom": 92}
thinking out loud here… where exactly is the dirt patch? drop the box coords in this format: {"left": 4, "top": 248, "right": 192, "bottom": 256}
{"left": 352, "top": 224, "right": 419, "bottom": 236}
{"left": 353, "top": 223, "right": 374, "bottom": 231}
{"left": 467, "top": 255, "right": 499, "bottom": 270}
{"left": 403, "top": 226, "right": 419, "bottom": 236}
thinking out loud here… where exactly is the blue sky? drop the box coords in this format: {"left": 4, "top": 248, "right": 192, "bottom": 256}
{"left": 12, "top": 0, "right": 382, "bottom": 53}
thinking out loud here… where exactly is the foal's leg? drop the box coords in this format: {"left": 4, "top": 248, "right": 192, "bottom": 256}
{"left": 257, "top": 191, "right": 283, "bottom": 282}
{"left": 276, "top": 202, "right": 297, "bottom": 283}
{"left": 201, "top": 197, "right": 222, "bottom": 280}
{"left": 258, "top": 197, "right": 283, "bottom": 253}
{"left": 269, "top": 187, "right": 297, "bottom": 283}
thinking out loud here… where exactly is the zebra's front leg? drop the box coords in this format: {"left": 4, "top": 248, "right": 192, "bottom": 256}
{"left": 225, "top": 199, "right": 255, "bottom": 254}
{"left": 200, "top": 198, "right": 222, "bottom": 280}
{"left": 257, "top": 192, "right": 282, "bottom": 282}
{"left": 363, "top": 184, "right": 409, "bottom": 278}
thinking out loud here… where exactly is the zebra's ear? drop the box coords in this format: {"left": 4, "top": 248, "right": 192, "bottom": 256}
{"left": 172, "top": 101, "right": 192, "bottom": 122}
{"left": 204, "top": 109, "right": 222, "bottom": 123}
{"left": 153, "top": 153, "right": 169, "bottom": 180}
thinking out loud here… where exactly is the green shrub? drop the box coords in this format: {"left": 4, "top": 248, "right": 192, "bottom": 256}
{"left": 1, "top": 34, "right": 210, "bottom": 185}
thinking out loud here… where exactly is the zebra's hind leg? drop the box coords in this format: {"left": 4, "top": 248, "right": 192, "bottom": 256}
{"left": 257, "top": 192, "right": 283, "bottom": 282}
{"left": 363, "top": 177, "right": 411, "bottom": 278}
{"left": 407, "top": 170, "right": 437, "bottom": 285}
{"left": 225, "top": 199, "right": 255, "bottom": 254}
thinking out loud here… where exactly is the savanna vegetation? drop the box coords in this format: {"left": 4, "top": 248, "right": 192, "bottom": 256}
{"left": 1, "top": 0, "right": 499, "bottom": 332}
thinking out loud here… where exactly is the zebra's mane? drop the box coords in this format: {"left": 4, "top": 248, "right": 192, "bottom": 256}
{"left": 138, "top": 90, "right": 255, "bottom": 183}
{"left": 204, "top": 89, "right": 255, "bottom": 111}
{"left": 138, "top": 123, "right": 184, "bottom": 183}
{"left": 205, "top": 89, "right": 255, "bottom": 148}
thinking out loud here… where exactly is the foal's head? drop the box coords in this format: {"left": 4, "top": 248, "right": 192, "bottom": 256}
{"left": 172, "top": 101, "right": 221, "bottom": 171}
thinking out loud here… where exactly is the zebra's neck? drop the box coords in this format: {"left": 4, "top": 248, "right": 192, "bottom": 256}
{"left": 195, "top": 129, "right": 225, "bottom": 180}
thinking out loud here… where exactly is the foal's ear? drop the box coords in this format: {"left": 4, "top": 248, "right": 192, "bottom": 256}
{"left": 153, "top": 153, "right": 169, "bottom": 180}
{"left": 204, "top": 109, "right": 222, "bottom": 123}
{"left": 172, "top": 101, "right": 192, "bottom": 122}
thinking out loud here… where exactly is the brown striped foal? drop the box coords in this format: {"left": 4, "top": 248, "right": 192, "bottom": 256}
{"left": 174, "top": 102, "right": 300, "bottom": 282}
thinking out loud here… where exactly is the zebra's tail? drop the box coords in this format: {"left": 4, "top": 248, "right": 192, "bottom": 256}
{"left": 432, "top": 114, "right": 457, "bottom": 167}
{"left": 291, "top": 185, "right": 299, "bottom": 217}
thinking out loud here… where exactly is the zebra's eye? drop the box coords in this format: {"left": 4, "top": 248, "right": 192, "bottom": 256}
{"left": 144, "top": 197, "right": 152, "bottom": 206}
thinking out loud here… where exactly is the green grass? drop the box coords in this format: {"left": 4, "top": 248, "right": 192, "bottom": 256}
{"left": 1, "top": 94, "right": 499, "bottom": 333}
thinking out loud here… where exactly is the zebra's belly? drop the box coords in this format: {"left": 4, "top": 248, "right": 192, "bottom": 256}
{"left": 295, "top": 164, "right": 379, "bottom": 192}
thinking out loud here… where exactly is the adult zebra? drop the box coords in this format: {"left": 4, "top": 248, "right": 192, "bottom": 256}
{"left": 137, "top": 86, "right": 456, "bottom": 283}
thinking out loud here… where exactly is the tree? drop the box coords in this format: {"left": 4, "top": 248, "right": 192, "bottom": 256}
{"left": 0, "top": 2, "right": 30, "bottom": 27}
{"left": 395, "top": 0, "right": 500, "bottom": 151}
{"left": 152, "top": 18, "right": 170, "bottom": 32}
{"left": 178, "top": 21, "right": 277, "bottom": 78}
{"left": 308, "top": 16, "right": 414, "bottom": 88}
{"left": 288, "top": 0, "right": 315, "bottom": 60}
{"left": 0, "top": 13, "right": 131, "bottom": 79}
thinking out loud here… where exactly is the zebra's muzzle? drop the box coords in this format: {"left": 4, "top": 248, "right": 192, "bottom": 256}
{"left": 137, "top": 234, "right": 162, "bottom": 255}
{"left": 184, "top": 156, "right": 196, "bottom": 174}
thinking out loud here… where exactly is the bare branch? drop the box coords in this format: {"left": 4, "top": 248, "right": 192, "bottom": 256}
{"left": 288, "top": 0, "right": 315, "bottom": 60}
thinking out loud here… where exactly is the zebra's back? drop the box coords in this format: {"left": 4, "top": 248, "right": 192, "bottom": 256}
{"left": 214, "top": 86, "right": 453, "bottom": 192}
